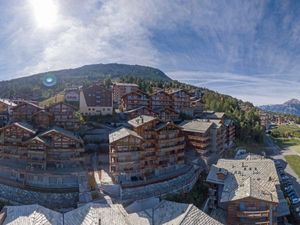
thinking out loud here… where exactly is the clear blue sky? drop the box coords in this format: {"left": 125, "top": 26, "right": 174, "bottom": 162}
{"left": 1, "top": 0, "right": 300, "bottom": 105}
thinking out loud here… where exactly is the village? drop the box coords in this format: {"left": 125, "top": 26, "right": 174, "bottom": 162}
{"left": 0, "top": 81, "right": 293, "bottom": 225}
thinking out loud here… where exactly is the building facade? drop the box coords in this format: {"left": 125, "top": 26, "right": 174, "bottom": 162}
{"left": 79, "top": 84, "right": 113, "bottom": 116}
{"left": 121, "top": 90, "right": 150, "bottom": 111}
{"left": 109, "top": 115, "right": 186, "bottom": 185}
{"left": 113, "top": 83, "right": 139, "bottom": 106}
{"left": 206, "top": 157, "right": 288, "bottom": 225}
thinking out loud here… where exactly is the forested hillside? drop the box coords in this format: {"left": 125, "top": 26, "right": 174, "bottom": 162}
{"left": 118, "top": 76, "right": 264, "bottom": 143}
{"left": 0, "top": 63, "right": 266, "bottom": 143}
{"left": 0, "top": 63, "right": 170, "bottom": 100}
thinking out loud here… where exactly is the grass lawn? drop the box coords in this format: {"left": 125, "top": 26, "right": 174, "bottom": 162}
{"left": 271, "top": 124, "right": 300, "bottom": 139}
{"left": 284, "top": 155, "right": 300, "bottom": 178}
{"left": 39, "top": 93, "right": 64, "bottom": 107}
{"left": 273, "top": 137, "right": 300, "bottom": 153}
{"left": 235, "top": 140, "right": 269, "bottom": 155}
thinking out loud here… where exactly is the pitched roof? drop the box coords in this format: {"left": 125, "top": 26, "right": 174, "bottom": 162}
{"left": 180, "top": 120, "right": 214, "bottom": 133}
{"left": 114, "top": 82, "right": 139, "bottom": 87}
{"left": 127, "top": 200, "right": 223, "bottom": 225}
{"left": 1, "top": 122, "right": 36, "bottom": 134}
{"left": 64, "top": 203, "right": 132, "bottom": 225}
{"left": 40, "top": 126, "right": 82, "bottom": 143}
{"left": 128, "top": 115, "right": 158, "bottom": 128}
{"left": 0, "top": 99, "right": 17, "bottom": 107}
{"left": 12, "top": 101, "right": 43, "bottom": 110}
{"left": 202, "top": 111, "right": 225, "bottom": 120}
{"left": 206, "top": 158, "right": 279, "bottom": 203}
{"left": 109, "top": 127, "right": 143, "bottom": 143}
{"left": 2, "top": 204, "right": 63, "bottom": 225}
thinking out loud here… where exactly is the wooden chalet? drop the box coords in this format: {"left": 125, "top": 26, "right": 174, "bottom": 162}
{"left": 121, "top": 90, "right": 150, "bottom": 111}
{"left": 11, "top": 101, "right": 43, "bottom": 122}
{"left": 47, "top": 102, "right": 79, "bottom": 130}
{"left": 109, "top": 115, "right": 186, "bottom": 186}
{"left": 150, "top": 90, "right": 173, "bottom": 111}
{"left": 32, "top": 110, "right": 54, "bottom": 130}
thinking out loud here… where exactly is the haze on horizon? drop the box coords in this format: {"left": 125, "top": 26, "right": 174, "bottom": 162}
{"left": 1, "top": 0, "right": 300, "bottom": 105}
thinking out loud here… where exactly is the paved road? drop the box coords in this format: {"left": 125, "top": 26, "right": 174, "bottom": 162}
{"left": 265, "top": 134, "right": 300, "bottom": 196}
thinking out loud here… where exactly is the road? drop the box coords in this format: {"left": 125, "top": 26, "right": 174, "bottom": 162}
{"left": 265, "top": 134, "right": 300, "bottom": 196}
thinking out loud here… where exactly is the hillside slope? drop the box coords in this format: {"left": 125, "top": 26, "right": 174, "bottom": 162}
{"left": 0, "top": 63, "right": 170, "bottom": 100}
{"left": 259, "top": 99, "right": 300, "bottom": 116}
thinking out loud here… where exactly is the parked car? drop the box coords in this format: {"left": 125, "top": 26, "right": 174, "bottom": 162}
{"left": 284, "top": 185, "right": 293, "bottom": 192}
{"left": 291, "top": 198, "right": 300, "bottom": 205}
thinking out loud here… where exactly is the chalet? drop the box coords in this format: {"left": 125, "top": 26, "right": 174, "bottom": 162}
{"left": 109, "top": 115, "right": 186, "bottom": 186}
{"left": 79, "top": 84, "right": 113, "bottom": 116}
{"left": 112, "top": 82, "right": 139, "bottom": 106}
{"left": 109, "top": 127, "right": 144, "bottom": 183}
{"left": 11, "top": 101, "right": 43, "bottom": 122}
{"left": 206, "top": 157, "right": 289, "bottom": 225}
{"left": 180, "top": 120, "right": 213, "bottom": 155}
{"left": 123, "top": 106, "right": 156, "bottom": 120}
{"left": 224, "top": 119, "right": 235, "bottom": 148}
{"left": 0, "top": 99, "right": 17, "bottom": 113}
{"left": 153, "top": 107, "right": 179, "bottom": 122}
{"left": 0, "top": 123, "right": 85, "bottom": 190}
{"left": 121, "top": 90, "right": 150, "bottom": 111}
{"left": 32, "top": 110, "right": 54, "bottom": 130}
{"left": 0, "top": 99, "right": 16, "bottom": 127}
{"left": 168, "top": 89, "right": 192, "bottom": 115}
{"left": 47, "top": 102, "right": 79, "bottom": 130}
{"left": 149, "top": 90, "right": 173, "bottom": 111}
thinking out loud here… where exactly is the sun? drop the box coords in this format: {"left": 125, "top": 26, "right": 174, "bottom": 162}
{"left": 30, "top": 0, "right": 58, "bottom": 29}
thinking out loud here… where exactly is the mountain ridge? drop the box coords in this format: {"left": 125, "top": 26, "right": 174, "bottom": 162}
{"left": 259, "top": 98, "right": 300, "bottom": 116}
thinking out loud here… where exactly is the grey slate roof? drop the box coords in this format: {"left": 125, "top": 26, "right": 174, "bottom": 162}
{"left": 2, "top": 204, "right": 63, "bottom": 225}
{"left": 109, "top": 127, "right": 143, "bottom": 143}
{"left": 13, "top": 122, "right": 36, "bottom": 134}
{"left": 128, "top": 115, "right": 157, "bottom": 128}
{"left": 127, "top": 200, "right": 223, "bottom": 225}
{"left": 180, "top": 120, "right": 214, "bottom": 133}
{"left": 207, "top": 158, "right": 279, "bottom": 203}
{"left": 40, "top": 126, "right": 83, "bottom": 143}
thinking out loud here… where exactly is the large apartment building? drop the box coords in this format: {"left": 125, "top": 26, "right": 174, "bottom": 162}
{"left": 121, "top": 90, "right": 150, "bottom": 111}
{"left": 149, "top": 90, "right": 173, "bottom": 110}
{"left": 47, "top": 102, "right": 79, "bottom": 130}
{"left": 11, "top": 101, "right": 43, "bottom": 122}
{"left": 0, "top": 123, "right": 85, "bottom": 189}
{"left": 109, "top": 115, "right": 185, "bottom": 185}
{"left": 113, "top": 83, "right": 139, "bottom": 106}
{"left": 168, "top": 89, "right": 192, "bottom": 115}
{"left": 80, "top": 84, "right": 113, "bottom": 116}
{"left": 206, "top": 157, "right": 288, "bottom": 225}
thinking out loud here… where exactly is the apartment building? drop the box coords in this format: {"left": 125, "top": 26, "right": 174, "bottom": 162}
{"left": 153, "top": 107, "right": 179, "bottom": 122}
{"left": 0, "top": 123, "right": 85, "bottom": 189}
{"left": 168, "top": 89, "right": 192, "bottom": 115}
{"left": 224, "top": 119, "right": 235, "bottom": 148}
{"left": 123, "top": 106, "right": 156, "bottom": 120}
{"left": 149, "top": 90, "right": 173, "bottom": 110}
{"left": 79, "top": 84, "right": 113, "bottom": 115}
{"left": 32, "top": 110, "right": 54, "bottom": 130}
{"left": 180, "top": 120, "right": 213, "bottom": 155}
{"left": 121, "top": 90, "right": 150, "bottom": 111}
{"left": 206, "top": 157, "right": 288, "bottom": 225}
{"left": 113, "top": 83, "right": 139, "bottom": 106}
{"left": 109, "top": 115, "right": 185, "bottom": 185}
{"left": 47, "top": 102, "right": 79, "bottom": 130}
{"left": 0, "top": 99, "right": 16, "bottom": 127}
{"left": 11, "top": 101, "right": 43, "bottom": 122}
{"left": 64, "top": 87, "right": 80, "bottom": 102}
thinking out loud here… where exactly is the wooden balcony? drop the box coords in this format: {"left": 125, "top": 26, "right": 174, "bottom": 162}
{"left": 236, "top": 210, "right": 270, "bottom": 218}
{"left": 187, "top": 135, "right": 210, "bottom": 142}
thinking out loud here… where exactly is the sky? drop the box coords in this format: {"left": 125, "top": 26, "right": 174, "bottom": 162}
{"left": 1, "top": 0, "right": 300, "bottom": 105}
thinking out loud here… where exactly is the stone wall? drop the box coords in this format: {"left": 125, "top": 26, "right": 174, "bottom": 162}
{"left": 0, "top": 183, "right": 78, "bottom": 209}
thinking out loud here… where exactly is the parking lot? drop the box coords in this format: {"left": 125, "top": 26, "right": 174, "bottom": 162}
{"left": 274, "top": 159, "right": 300, "bottom": 221}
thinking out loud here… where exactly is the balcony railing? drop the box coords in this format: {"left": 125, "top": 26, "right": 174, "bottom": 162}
{"left": 236, "top": 210, "right": 270, "bottom": 218}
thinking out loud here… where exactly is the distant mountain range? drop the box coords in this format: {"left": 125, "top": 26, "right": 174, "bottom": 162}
{"left": 0, "top": 63, "right": 170, "bottom": 100}
{"left": 259, "top": 99, "right": 300, "bottom": 116}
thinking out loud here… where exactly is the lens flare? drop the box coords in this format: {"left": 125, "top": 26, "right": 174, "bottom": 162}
{"left": 42, "top": 74, "right": 57, "bottom": 87}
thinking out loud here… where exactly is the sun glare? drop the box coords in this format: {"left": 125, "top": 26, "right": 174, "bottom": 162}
{"left": 30, "top": 0, "right": 58, "bottom": 29}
